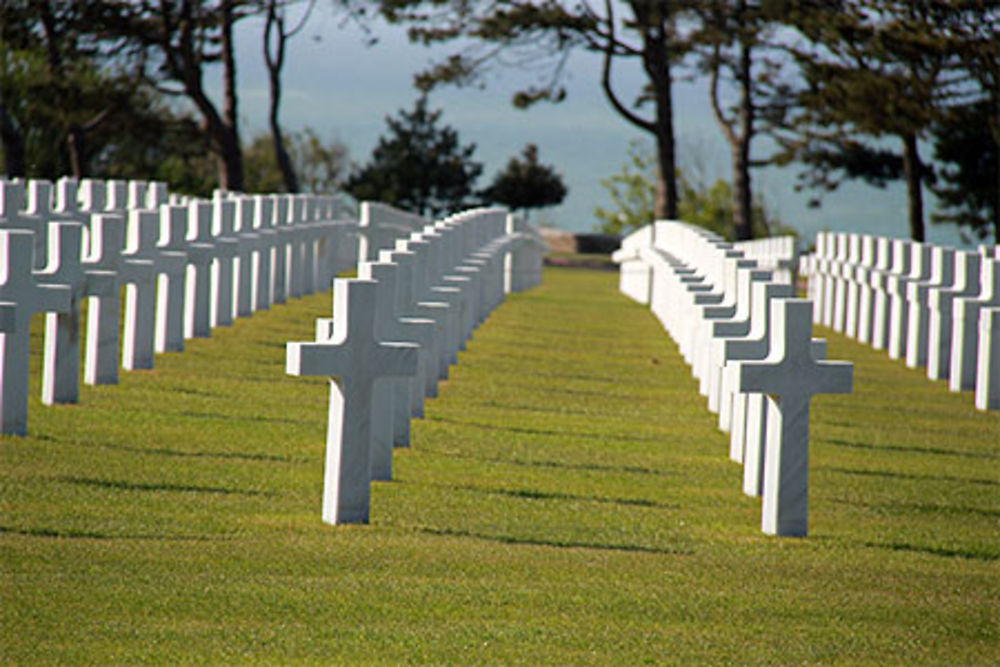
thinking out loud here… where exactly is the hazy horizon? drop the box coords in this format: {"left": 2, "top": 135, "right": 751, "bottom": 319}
{"left": 202, "top": 7, "right": 989, "bottom": 249}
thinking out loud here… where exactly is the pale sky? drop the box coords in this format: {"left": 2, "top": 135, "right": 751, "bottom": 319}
{"left": 207, "top": 7, "right": 977, "bottom": 248}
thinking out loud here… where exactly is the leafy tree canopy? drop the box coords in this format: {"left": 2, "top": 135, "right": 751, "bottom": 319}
{"left": 343, "top": 95, "right": 482, "bottom": 217}
{"left": 481, "top": 143, "right": 567, "bottom": 213}
{"left": 595, "top": 141, "right": 788, "bottom": 240}
{"left": 244, "top": 128, "right": 349, "bottom": 194}
{"left": 932, "top": 101, "right": 998, "bottom": 242}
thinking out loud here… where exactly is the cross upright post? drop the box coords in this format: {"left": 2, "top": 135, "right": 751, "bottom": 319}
{"left": 737, "top": 298, "right": 853, "bottom": 537}
{"left": 154, "top": 204, "right": 191, "bottom": 353}
{"left": 286, "top": 279, "right": 418, "bottom": 525}
{"left": 0, "top": 230, "right": 71, "bottom": 434}
{"left": 359, "top": 260, "right": 434, "bottom": 477}
{"left": 379, "top": 248, "right": 437, "bottom": 417}
{"left": 271, "top": 195, "right": 290, "bottom": 304}
{"left": 231, "top": 195, "right": 258, "bottom": 318}
{"left": 253, "top": 196, "right": 276, "bottom": 312}
{"left": 184, "top": 201, "right": 216, "bottom": 338}
{"left": 121, "top": 210, "right": 160, "bottom": 370}
{"left": 37, "top": 221, "right": 117, "bottom": 404}
{"left": 82, "top": 214, "right": 126, "bottom": 385}
{"left": 210, "top": 197, "right": 239, "bottom": 327}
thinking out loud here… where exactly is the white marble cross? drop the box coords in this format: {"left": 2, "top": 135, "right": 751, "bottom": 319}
{"left": 231, "top": 195, "right": 259, "bottom": 318}
{"left": 121, "top": 210, "right": 162, "bottom": 370}
{"left": 184, "top": 201, "right": 216, "bottom": 339}
{"left": 154, "top": 205, "right": 192, "bottom": 353}
{"left": 379, "top": 248, "right": 438, "bottom": 417}
{"left": 0, "top": 230, "right": 71, "bottom": 434}
{"left": 82, "top": 214, "right": 127, "bottom": 385}
{"left": 737, "top": 298, "right": 853, "bottom": 537}
{"left": 950, "top": 259, "right": 1000, "bottom": 391}
{"left": 271, "top": 195, "right": 290, "bottom": 304}
{"left": 210, "top": 197, "right": 239, "bottom": 328}
{"left": 286, "top": 279, "right": 418, "bottom": 525}
{"left": 36, "top": 221, "right": 115, "bottom": 404}
{"left": 976, "top": 307, "right": 1000, "bottom": 410}
{"left": 252, "top": 196, "right": 276, "bottom": 312}
{"left": 358, "top": 260, "right": 434, "bottom": 478}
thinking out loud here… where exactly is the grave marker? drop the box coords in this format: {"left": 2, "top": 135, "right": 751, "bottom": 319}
{"left": 0, "top": 230, "right": 71, "bottom": 434}
{"left": 286, "top": 279, "right": 418, "bottom": 524}
{"left": 736, "top": 299, "right": 853, "bottom": 537}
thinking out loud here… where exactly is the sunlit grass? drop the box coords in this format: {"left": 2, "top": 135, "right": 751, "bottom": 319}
{"left": 2, "top": 266, "right": 997, "bottom": 663}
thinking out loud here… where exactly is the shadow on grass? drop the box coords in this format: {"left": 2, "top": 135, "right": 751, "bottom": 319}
{"left": 47, "top": 437, "right": 305, "bottom": 464}
{"left": 418, "top": 447, "right": 677, "bottom": 478}
{"left": 864, "top": 540, "right": 1000, "bottom": 562}
{"left": 56, "top": 476, "right": 270, "bottom": 497}
{"left": 824, "top": 496, "right": 1000, "bottom": 519}
{"left": 818, "top": 466, "right": 1000, "bottom": 488}
{"left": 464, "top": 400, "right": 594, "bottom": 418}
{"left": 0, "top": 525, "right": 229, "bottom": 541}
{"left": 425, "top": 414, "right": 665, "bottom": 444}
{"left": 407, "top": 480, "right": 680, "bottom": 511}
{"left": 824, "top": 438, "right": 999, "bottom": 461}
{"left": 174, "top": 410, "right": 310, "bottom": 425}
{"left": 413, "top": 525, "right": 693, "bottom": 556}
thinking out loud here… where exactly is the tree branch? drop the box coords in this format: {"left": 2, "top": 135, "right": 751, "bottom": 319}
{"left": 709, "top": 41, "right": 738, "bottom": 147}
{"left": 601, "top": 0, "right": 654, "bottom": 133}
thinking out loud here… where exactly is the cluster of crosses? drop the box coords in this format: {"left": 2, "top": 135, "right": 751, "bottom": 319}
{"left": 286, "top": 209, "right": 545, "bottom": 525}
{"left": 804, "top": 232, "right": 1000, "bottom": 410}
{"left": 614, "top": 221, "right": 854, "bottom": 537}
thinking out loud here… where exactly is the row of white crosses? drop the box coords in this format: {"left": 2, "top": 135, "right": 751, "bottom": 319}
{"left": 0, "top": 175, "right": 361, "bottom": 435}
{"left": 731, "top": 235, "right": 800, "bottom": 286}
{"left": 286, "top": 208, "right": 545, "bottom": 525}
{"left": 613, "top": 221, "right": 854, "bottom": 537}
{"left": 801, "top": 233, "right": 1000, "bottom": 410}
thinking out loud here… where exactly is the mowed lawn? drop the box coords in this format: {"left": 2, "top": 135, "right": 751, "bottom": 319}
{"left": 2, "top": 266, "right": 998, "bottom": 664}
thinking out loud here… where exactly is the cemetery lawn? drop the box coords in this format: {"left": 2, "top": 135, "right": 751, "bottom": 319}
{"left": 3, "top": 267, "right": 998, "bottom": 665}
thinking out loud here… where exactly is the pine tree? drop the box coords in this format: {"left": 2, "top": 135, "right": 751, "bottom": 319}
{"left": 481, "top": 144, "right": 567, "bottom": 215}
{"left": 378, "top": 0, "right": 692, "bottom": 221}
{"left": 344, "top": 96, "right": 483, "bottom": 217}
{"left": 777, "top": 0, "right": 954, "bottom": 241}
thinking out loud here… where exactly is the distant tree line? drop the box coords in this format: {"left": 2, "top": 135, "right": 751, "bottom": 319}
{"left": 2, "top": 1, "right": 997, "bottom": 242}
{"left": 380, "top": 0, "right": 999, "bottom": 242}
{"left": 0, "top": 0, "right": 340, "bottom": 196}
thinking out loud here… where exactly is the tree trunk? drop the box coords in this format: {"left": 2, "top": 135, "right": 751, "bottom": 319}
{"left": 264, "top": 3, "right": 300, "bottom": 193}
{"left": 994, "top": 136, "right": 999, "bottom": 244}
{"left": 901, "top": 131, "right": 925, "bottom": 242}
{"left": 731, "top": 35, "right": 754, "bottom": 242}
{"left": 0, "top": 106, "right": 25, "bottom": 177}
{"left": 994, "top": 94, "right": 1000, "bottom": 243}
{"left": 731, "top": 142, "right": 752, "bottom": 241}
{"left": 645, "top": 27, "right": 677, "bottom": 220}
{"left": 219, "top": 0, "right": 244, "bottom": 192}
{"left": 67, "top": 125, "right": 85, "bottom": 178}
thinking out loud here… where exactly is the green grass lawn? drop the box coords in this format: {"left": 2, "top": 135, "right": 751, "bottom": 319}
{"left": 2, "top": 266, "right": 998, "bottom": 664}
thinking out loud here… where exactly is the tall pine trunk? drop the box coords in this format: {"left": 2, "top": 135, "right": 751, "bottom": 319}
{"left": 994, "top": 95, "right": 1000, "bottom": 242}
{"left": 645, "top": 26, "right": 677, "bottom": 220}
{"left": 901, "top": 131, "right": 925, "bottom": 242}
{"left": 264, "top": 0, "right": 299, "bottom": 193}
{"left": 218, "top": 0, "right": 244, "bottom": 191}
{"left": 1, "top": 107, "right": 26, "bottom": 177}
{"left": 731, "top": 36, "right": 754, "bottom": 241}
{"left": 67, "top": 126, "right": 85, "bottom": 178}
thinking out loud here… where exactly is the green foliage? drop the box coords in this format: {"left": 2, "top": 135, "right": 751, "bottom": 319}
{"left": 3, "top": 269, "right": 998, "bottom": 663}
{"left": 595, "top": 141, "right": 787, "bottom": 240}
{"left": 932, "top": 101, "right": 999, "bottom": 242}
{"left": 593, "top": 141, "right": 657, "bottom": 236}
{"left": 244, "top": 128, "right": 349, "bottom": 195}
{"left": 344, "top": 95, "right": 483, "bottom": 217}
{"left": 481, "top": 143, "right": 567, "bottom": 212}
